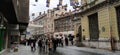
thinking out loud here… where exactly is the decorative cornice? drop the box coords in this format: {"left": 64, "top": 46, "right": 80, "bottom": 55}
{"left": 79, "top": 0, "right": 120, "bottom": 15}
{"left": 33, "top": 14, "right": 46, "bottom": 22}
{"left": 79, "top": 1, "right": 107, "bottom": 15}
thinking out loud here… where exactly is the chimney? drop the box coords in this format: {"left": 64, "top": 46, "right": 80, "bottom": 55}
{"left": 47, "top": 10, "right": 49, "bottom": 13}
{"left": 44, "top": 11, "right": 46, "bottom": 14}
{"left": 69, "top": 10, "right": 71, "bottom": 13}
{"left": 39, "top": 12, "right": 41, "bottom": 15}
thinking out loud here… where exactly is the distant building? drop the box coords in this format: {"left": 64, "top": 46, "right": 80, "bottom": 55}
{"left": 43, "top": 9, "right": 54, "bottom": 37}
{"left": 54, "top": 13, "right": 74, "bottom": 37}
{"left": 27, "top": 14, "right": 46, "bottom": 38}
{"left": 43, "top": 5, "right": 67, "bottom": 37}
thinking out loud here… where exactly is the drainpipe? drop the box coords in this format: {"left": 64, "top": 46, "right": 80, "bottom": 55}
{"left": 107, "top": 0, "right": 116, "bottom": 51}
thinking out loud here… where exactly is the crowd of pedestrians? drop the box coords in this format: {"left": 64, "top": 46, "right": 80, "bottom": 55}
{"left": 26, "top": 34, "right": 74, "bottom": 52}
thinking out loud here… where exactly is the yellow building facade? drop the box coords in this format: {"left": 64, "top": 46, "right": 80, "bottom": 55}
{"left": 80, "top": 0, "right": 120, "bottom": 50}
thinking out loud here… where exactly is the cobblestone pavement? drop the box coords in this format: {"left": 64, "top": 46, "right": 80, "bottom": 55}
{"left": 2, "top": 45, "right": 120, "bottom": 55}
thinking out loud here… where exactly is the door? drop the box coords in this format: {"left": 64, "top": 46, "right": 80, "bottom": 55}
{"left": 88, "top": 13, "right": 99, "bottom": 41}
{"left": 116, "top": 6, "right": 120, "bottom": 40}
{"left": 78, "top": 25, "right": 82, "bottom": 42}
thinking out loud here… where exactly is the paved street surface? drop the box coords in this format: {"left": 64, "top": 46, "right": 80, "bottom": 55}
{"left": 2, "top": 45, "right": 120, "bottom": 55}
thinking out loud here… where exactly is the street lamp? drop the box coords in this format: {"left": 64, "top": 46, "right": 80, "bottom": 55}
{"left": 107, "top": 0, "right": 116, "bottom": 51}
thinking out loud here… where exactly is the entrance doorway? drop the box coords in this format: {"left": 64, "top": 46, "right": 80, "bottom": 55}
{"left": 116, "top": 6, "right": 120, "bottom": 40}
{"left": 78, "top": 25, "right": 82, "bottom": 42}
{"left": 88, "top": 13, "right": 99, "bottom": 41}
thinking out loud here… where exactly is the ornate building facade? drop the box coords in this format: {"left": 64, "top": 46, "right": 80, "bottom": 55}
{"left": 80, "top": 0, "right": 120, "bottom": 50}
{"left": 54, "top": 14, "right": 74, "bottom": 36}
{"left": 43, "top": 9, "right": 54, "bottom": 36}
{"left": 27, "top": 14, "right": 46, "bottom": 38}
{"left": 43, "top": 5, "right": 67, "bottom": 37}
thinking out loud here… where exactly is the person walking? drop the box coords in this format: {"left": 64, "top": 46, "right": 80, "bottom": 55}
{"left": 45, "top": 37, "right": 48, "bottom": 52}
{"left": 111, "top": 37, "right": 116, "bottom": 52}
{"left": 47, "top": 38, "right": 53, "bottom": 51}
{"left": 27, "top": 38, "right": 31, "bottom": 46}
{"left": 38, "top": 38, "right": 42, "bottom": 51}
{"left": 28, "top": 38, "right": 32, "bottom": 46}
{"left": 52, "top": 38, "right": 58, "bottom": 51}
{"left": 60, "top": 37, "right": 64, "bottom": 47}
{"left": 30, "top": 37, "right": 36, "bottom": 52}
{"left": 71, "top": 35, "right": 74, "bottom": 45}
{"left": 68, "top": 34, "right": 74, "bottom": 45}
{"left": 42, "top": 38, "right": 46, "bottom": 51}
{"left": 55, "top": 35, "right": 59, "bottom": 47}
{"left": 57, "top": 36, "right": 61, "bottom": 47}
{"left": 65, "top": 36, "right": 69, "bottom": 46}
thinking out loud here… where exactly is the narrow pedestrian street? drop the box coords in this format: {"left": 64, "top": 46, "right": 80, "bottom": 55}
{"left": 2, "top": 45, "right": 120, "bottom": 55}
{"left": 1, "top": 0, "right": 120, "bottom": 55}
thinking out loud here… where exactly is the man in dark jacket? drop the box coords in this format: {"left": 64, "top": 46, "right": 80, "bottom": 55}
{"left": 65, "top": 37, "right": 68, "bottom": 46}
{"left": 38, "top": 38, "right": 42, "bottom": 51}
{"left": 30, "top": 38, "right": 36, "bottom": 51}
{"left": 68, "top": 34, "right": 74, "bottom": 45}
{"left": 52, "top": 38, "right": 58, "bottom": 51}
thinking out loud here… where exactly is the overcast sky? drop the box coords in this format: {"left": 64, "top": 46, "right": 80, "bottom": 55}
{"left": 29, "top": 0, "right": 81, "bottom": 20}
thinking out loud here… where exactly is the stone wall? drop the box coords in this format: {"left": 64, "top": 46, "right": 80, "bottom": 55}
{"left": 98, "top": 7, "right": 110, "bottom": 38}
{"left": 117, "top": 42, "right": 120, "bottom": 50}
{"left": 81, "top": 16, "right": 90, "bottom": 39}
{"left": 82, "top": 41, "right": 111, "bottom": 49}
{"left": 82, "top": 41, "right": 120, "bottom": 50}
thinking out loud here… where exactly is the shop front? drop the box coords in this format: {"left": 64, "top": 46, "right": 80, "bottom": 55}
{"left": 0, "top": 13, "right": 7, "bottom": 51}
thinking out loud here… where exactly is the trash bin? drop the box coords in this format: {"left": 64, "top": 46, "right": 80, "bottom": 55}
{"left": 10, "top": 45, "right": 15, "bottom": 52}
{"left": 10, "top": 42, "right": 19, "bottom": 52}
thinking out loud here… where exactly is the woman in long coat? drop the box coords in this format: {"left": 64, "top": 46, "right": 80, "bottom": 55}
{"left": 47, "top": 38, "right": 53, "bottom": 51}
